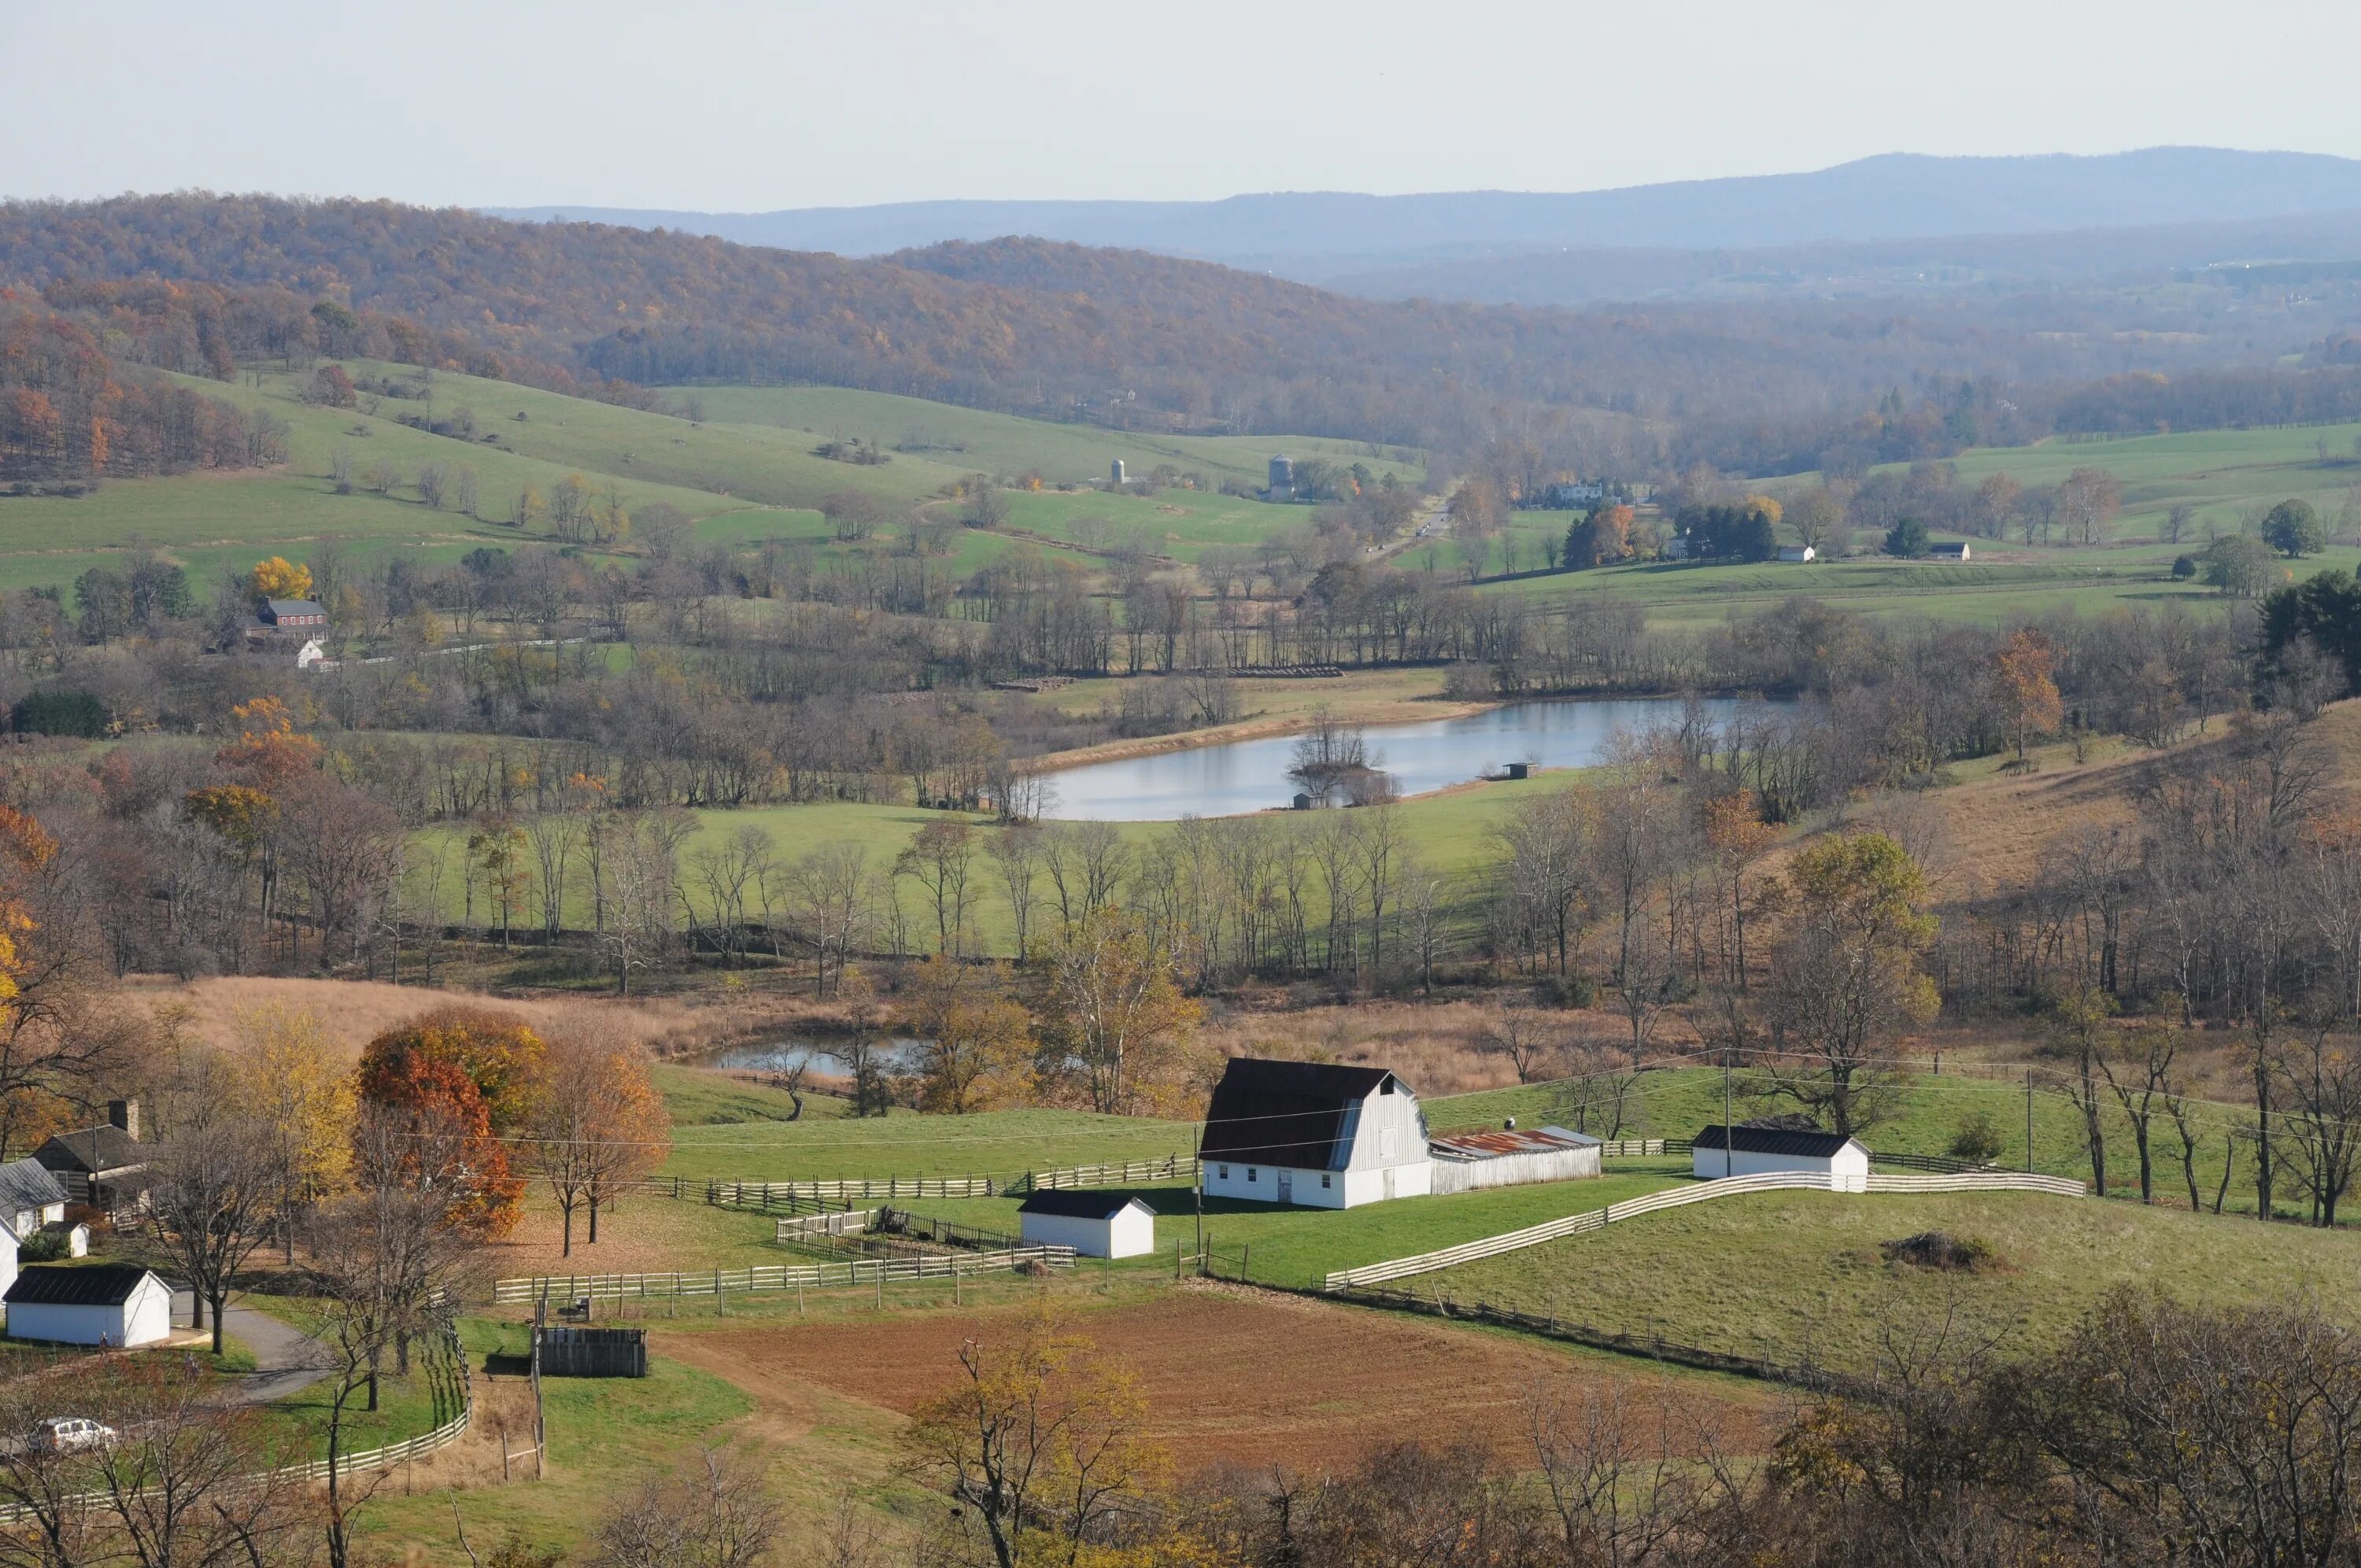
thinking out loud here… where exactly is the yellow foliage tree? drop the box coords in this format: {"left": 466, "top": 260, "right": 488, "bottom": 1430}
{"left": 1993, "top": 629, "right": 2065, "bottom": 760}
{"left": 1035, "top": 907, "right": 1200, "bottom": 1116}
{"left": 250, "top": 556, "right": 314, "bottom": 600}
{"left": 235, "top": 1002, "right": 355, "bottom": 1261}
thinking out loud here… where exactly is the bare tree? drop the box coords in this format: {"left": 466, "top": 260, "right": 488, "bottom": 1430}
{"left": 146, "top": 1052, "right": 281, "bottom": 1349}
{"left": 591, "top": 1450, "right": 782, "bottom": 1568}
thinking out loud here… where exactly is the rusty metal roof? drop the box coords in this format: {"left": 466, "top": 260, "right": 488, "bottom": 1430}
{"left": 1428, "top": 1124, "right": 1599, "bottom": 1160}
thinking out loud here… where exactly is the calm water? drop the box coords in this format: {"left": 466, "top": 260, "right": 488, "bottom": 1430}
{"left": 1039, "top": 696, "right": 1750, "bottom": 822}
{"left": 693, "top": 1037, "right": 925, "bottom": 1073}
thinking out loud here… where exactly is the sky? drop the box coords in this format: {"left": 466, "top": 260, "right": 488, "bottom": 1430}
{"left": 9, "top": 0, "right": 2361, "bottom": 210}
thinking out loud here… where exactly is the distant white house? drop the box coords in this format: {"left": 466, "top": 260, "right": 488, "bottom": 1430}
{"left": 1693, "top": 1122, "right": 1869, "bottom": 1189}
{"left": 1018, "top": 1190, "right": 1156, "bottom": 1258}
{"left": 1776, "top": 545, "right": 1816, "bottom": 563}
{"left": 1200, "top": 1058, "right": 1433, "bottom": 1208}
{"left": 1928, "top": 541, "right": 1972, "bottom": 561}
{"left": 5, "top": 1264, "right": 174, "bottom": 1347}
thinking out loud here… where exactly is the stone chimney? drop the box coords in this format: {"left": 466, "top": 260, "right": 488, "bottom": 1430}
{"left": 107, "top": 1098, "right": 139, "bottom": 1142}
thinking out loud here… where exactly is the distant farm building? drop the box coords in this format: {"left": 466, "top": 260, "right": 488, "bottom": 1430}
{"left": 1110, "top": 458, "right": 1126, "bottom": 486}
{"left": 1929, "top": 541, "right": 1972, "bottom": 560}
{"left": 1266, "top": 454, "right": 1295, "bottom": 504}
{"left": 1693, "top": 1120, "right": 1869, "bottom": 1189}
{"left": 1018, "top": 1190, "right": 1157, "bottom": 1257}
{"left": 34, "top": 1101, "right": 149, "bottom": 1218}
{"left": 1428, "top": 1123, "right": 1601, "bottom": 1194}
{"left": 1200, "top": 1059, "right": 1432, "bottom": 1208}
{"left": 256, "top": 598, "right": 327, "bottom": 629}
{"left": 0, "top": 1158, "right": 67, "bottom": 1241}
{"left": 1660, "top": 536, "right": 1691, "bottom": 560}
{"left": 1776, "top": 545, "right": 1816, "bottom": 563}
{"left": 5, "top": 1264, "right": 173, "bottom": 1347}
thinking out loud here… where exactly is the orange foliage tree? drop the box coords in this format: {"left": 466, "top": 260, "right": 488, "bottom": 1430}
{"left": 355, "top": 1007, "right": 545, "bottom": 1238}
{"left": 1993, "top": 629, "right": 2064, "bottom": 760}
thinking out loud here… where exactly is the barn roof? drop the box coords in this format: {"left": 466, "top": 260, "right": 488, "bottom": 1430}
{"left": 0, "top": 1157, "right": 67, "bottom": 1216}
{"left": 1429, "top": 1125, "right": 1600, "bottom": 1161}
{"left": 1018, "top": 1190, "right": 1157, "bottom": 1220}
{"left": 1693, "top": 1123, "right": 1860, "bottom": 1158}
{"left": 34, "top": 1126, "right": 144, "bottom": 1176}
{"left": 3, "top": 1263, "right": 157, "bottom": 1307}
{"left": 1199, "top": 1058, "right": 1404, "bottom": 1168}
{"left": 264, "top": 599, "right": 326, "bottom": 618}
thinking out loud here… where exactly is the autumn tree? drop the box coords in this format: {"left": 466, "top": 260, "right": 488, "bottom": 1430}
{"left": 2263, "top": 497, "right": 2328, "bottom": 559}
{"left": 2056, "top": 466, "right": 2124, "bottom": 546}
{"left": 249, "top": 555, "right": 313, "bottom": 600}
{"left": 524, "top": 1023, "right": 671, "bottom": 1256}
{"left": 1033, "top": 906, "right": 1199, "bottom": 1115}
{"left": 906, "top": 957, "right": 1035, "bottom": 1112}
{"left": 235, "top": 1001, "right": 353, "bottom": 1262}
{"left": 897, "top": 819, "right": 977, "bottom": 956}
{"left": 146, "top": 1050, "right": 280, "bottom": 1350}
{"left": 1761, "top": 832, "right": 1938, "bottom": 1136}
{"left": 900, "top": 1312, "right": 1167, "bottom": 1568}
{"left": 1991, "top": 628, "right": 2064, "bottom": 760}
{"left": 1702, "top": 791, "right": 1779, "bottom": 990}
{"left": 356, "top": 1006, "right": 543, "bottom": 1238}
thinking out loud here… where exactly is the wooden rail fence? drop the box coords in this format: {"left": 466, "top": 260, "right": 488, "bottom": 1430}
{"left": 1321, "top": 1169, "right": 2086, "bottom": 1290}
{"left": 493, "top": 1245, "right": 1076, "bottom": 1304}
{"left": 689, "top": 1153, "right": 1196, "bottom": 1212}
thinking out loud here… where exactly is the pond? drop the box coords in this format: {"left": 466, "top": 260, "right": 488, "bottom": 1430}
{"left": 1038, "top": 695, "right": 1754, "bottom": 822}
{"left": 689, "top": 1037, "right": 926, "bottom": 1074}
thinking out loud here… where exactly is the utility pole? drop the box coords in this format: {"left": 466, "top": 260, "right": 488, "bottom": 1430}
{"left": 1723, "top": 1050, "right": 1734, "bottom": 1179}
{"left": 2025, "top": 1072, "right": 2034, "bottom": 1175}
{"left": 1192, "top": 1126, "right": 1205, "bottom": 1270}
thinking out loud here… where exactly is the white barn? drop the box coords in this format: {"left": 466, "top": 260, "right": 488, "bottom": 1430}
{"left": 1693, "top": 1123, "right": 1870, "bottom": 1190}
{"left": 1018, "top": 1191, "right": 1157, "bottom": 1259}
{"left": 1199, "top": 1059, "right": 1433, "bottom": 1208}
{"left": 4, "top": 1264, "right": 174, "bottom": 1348}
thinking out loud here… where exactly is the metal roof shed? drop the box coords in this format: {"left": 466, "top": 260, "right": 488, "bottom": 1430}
{"left": 1018, "top": 1191, "right": 1156, "bottom": 1258}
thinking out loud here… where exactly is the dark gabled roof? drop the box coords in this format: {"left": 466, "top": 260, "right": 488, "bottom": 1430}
{"left": 34, "top": 1126, "right": 145, "bottom": 1176}
{"left": 1693, "top": 1123, "right": 1860, "bottom": 1158}
{"left": 1199, "top": 1057, "right": 1405, "bottom": 1169}
{"left": 0, "top": 1157, "right": 66, "bottom": 1216}
{"left": 1018, "top": 1190, "right": 1156, "bottom": 1220}
{"left": 264, "top": 599, "right": 325, "bottom": 618}
{"left": 3, "top": 1263, "right": 157, "bottom": 1307}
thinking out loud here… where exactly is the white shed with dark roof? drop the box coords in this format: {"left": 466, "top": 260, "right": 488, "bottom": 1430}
{"left": 4, "top": 1264, "right": 172, "bottom": 1347}
{"left": 1693, "top": 1122, "right": 1870, "bottom": 1189}
{"left": 1199, "top": 1058, "right": 1432, "bottom": 1209}
{"left": 1017, "top": 1190, "right": 1155, "bottom": 1258}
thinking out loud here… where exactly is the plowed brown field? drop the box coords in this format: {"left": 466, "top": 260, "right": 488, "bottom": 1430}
{"left": 652, "top": 1286, "right": 1778, "bottom": 1470}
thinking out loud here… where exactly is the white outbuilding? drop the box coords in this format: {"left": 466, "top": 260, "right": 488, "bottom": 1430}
{"left": 1692, "top": 1122, "right": 1871, "bottom": 1190}
{"left": 1018, "top": 1190, "right": 1157, "bottom": 1259}
{"left": 1199, "top": 1058, "right": 1434, "bottom": 1208}
{"left": 4, "top": 1264, "right": 175, "bottom": 1348}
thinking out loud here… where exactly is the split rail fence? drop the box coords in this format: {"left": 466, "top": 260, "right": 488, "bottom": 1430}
{"left": 493, "top": 1244, "right": 1075, "bottom": 1304}
{"left": 645, "top": 1153, "right": 1198, "bottom": 1214}
{"left": 1321, "top": 1169, "right": 2086, "bottom": 1290}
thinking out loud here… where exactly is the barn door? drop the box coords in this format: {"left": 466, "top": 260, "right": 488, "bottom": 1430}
{"left": 1276, "top": 1169, "right": 1293, "bottom": 1204}
{"left": 1383, "top": 1167, "right": 1396, "bottom": 1201}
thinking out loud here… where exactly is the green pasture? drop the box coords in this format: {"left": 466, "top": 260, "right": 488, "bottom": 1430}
{"left": 671, "top": 382, "right": 1424, "bottom": 491}
{"left": 1420, "top": 1186, "right": 2361, "bottom": 1373}
{"left": 964, "top": 485, "right": 1315, "bottom": 565}
{"left": 900, "top": 1164, "right": 1691, "bottom": 1289}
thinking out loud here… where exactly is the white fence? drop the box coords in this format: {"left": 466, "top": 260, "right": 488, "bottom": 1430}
{"left": 700, "top": 1154, "right": 1195, "bottom": 1210}
{"left": 1321, "top": 1169, "right": 2086, "bottom": 1290}
{"left": 775, "top": 1209, "right": 874, "bottom": 1241}
{"left": 493, "top": 1244, "right": 1077, "bottom": 1304}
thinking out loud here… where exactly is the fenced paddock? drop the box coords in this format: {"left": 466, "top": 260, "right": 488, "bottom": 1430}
{"left": 1321, "top": 1170, "right": 2086, "bottom": 1290}
{"left": 493, "top": 1244, "right": 1077, "bottom": 1304}
{"left": 775, "top": 1209, "right": 874, "bottom": 1242}
{"left": 538, "top": 1325, "right": 646, "bottom": 1378}
{"left": 679, "top": 1153, "right": 1197, "bottom": 1214}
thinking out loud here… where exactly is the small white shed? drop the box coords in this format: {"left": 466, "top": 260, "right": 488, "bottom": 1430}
{"left": 1693, "top": 1123, "right": 1870, "bottom": 1190}
{"left": 4, "top": 1264, "right": 175, "bottom": 1348}
{"left": 1018, "top": 1191, "right": 1156, "bottom": 1259}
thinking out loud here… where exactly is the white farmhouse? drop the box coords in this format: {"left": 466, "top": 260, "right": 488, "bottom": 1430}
{"left": 1199, "top": 1058, "right": 1432, "bottom": 1208}
{"left": 1692, "top": 1122, "right": 1870, "bottom": 1190}
{"left": 0, "top": 1157, "right": 67, "bottom": 1238}
{"left": 1017, "top": 1190, "right": 1156, "bottom": 1258}
{"left": 4, "top": 1264, "right": 174, "bottom": 1347}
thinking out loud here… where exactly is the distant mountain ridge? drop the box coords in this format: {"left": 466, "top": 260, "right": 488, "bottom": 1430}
{"left": 489, "top": 148, "right": 2361, "bottom": 269}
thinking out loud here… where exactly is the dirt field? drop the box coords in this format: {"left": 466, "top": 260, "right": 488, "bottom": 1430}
{"left": 652, "top": 1285, "right": 1779, "bottom": 1471}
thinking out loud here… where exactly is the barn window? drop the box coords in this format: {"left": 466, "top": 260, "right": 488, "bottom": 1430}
{"left": 1217, "top": 1164, "right": 1229, "bottom": 1180}
{"left": 1321, "top": 1172, "right": 1332, "bottom": 1188}
{"left": 1247, "top": 1168, "right": 1258, "bottom": 1182}
{"left": 1380, "top": 1128, "right": 1398, "bottom": 1158}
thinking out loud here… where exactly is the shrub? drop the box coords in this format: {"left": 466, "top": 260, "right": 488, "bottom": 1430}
{"left": 1879, "top": 1231, "right": 1994, "bottom": 1272}
{"left": 17, "top": 1228, "right": 69, "bottom": 1263}
{"left": 1948, "top": 1109, "right": 2006, "bottom": 1165}
{"left": 2171, "top": 554, "right": 2197, "bottom": 580}
{"left": 1883, "top": 517, "right": 1930, "bottom": 558}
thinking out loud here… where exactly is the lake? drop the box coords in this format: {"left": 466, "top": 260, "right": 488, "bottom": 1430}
{"left": 1038, "top": 695, "right": 1751, "bottom": 822}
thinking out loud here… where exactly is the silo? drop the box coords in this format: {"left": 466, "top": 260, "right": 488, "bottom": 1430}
{"left": 1268, "top": 453, "right": 1295, "bottom": 501}
{"left": 1110, "top": 458, "right": 1125, "bottom": 487}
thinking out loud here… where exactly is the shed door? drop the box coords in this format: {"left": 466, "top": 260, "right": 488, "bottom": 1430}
{"left": 1276, "top": 1170, "right": 1293, "bottom": 1204}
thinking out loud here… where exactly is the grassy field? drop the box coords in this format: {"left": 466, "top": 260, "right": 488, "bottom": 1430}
{"left": 893, "top": 1164, "right": 1690, "bottom": 1289}
{"left": 672, "top": 382, "right": 1425, "bottom": 492}
{"left": 1417, "top": 1186, "right": 2361, "bottom": 1373}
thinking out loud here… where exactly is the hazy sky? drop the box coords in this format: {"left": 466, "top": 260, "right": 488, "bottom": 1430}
{"left": 9, "top": 0, "right": 2361, "bottom": 209}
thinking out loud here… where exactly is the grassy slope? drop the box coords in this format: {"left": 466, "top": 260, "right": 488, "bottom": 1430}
{"left": 674, "top": 383, "right": 1425, "bottom": 490}
{"left": 1418, "top": 1187, "right": 2361, "bottom": 1372}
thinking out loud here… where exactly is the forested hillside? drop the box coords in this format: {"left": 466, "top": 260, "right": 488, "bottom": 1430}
{"left": 7, "top": 194, "right": 2361, "bottom": 480}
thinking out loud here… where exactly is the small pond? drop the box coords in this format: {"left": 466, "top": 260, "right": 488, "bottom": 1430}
{"left": 1038, "top": 695, "right": 1753, "bottom": 821}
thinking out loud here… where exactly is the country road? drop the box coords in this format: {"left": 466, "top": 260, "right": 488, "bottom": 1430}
{"left": 172, "top": 1292, "right": 334, "bottom": 1405}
